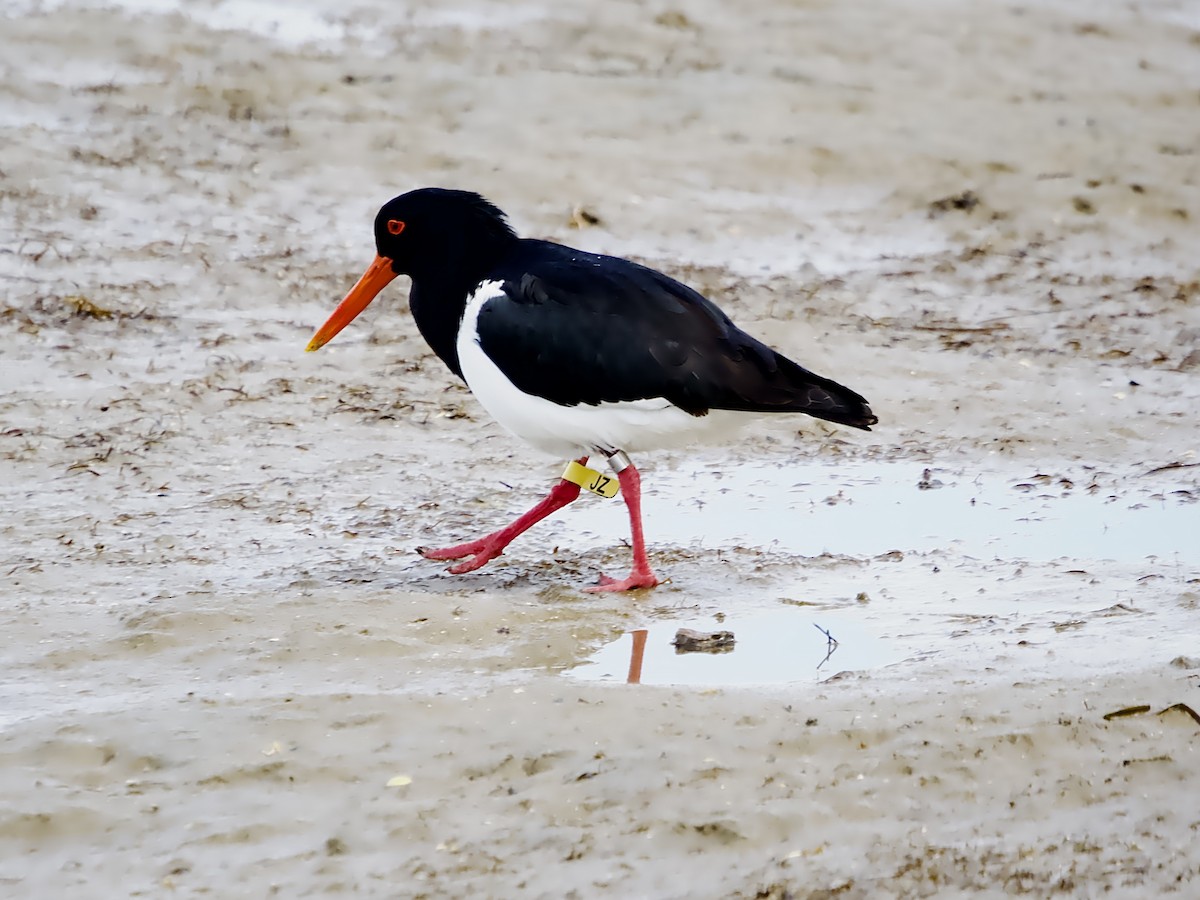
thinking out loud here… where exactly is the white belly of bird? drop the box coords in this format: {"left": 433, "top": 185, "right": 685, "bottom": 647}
{"left": 457, "top": 281, "right": 750, "bottom": 458}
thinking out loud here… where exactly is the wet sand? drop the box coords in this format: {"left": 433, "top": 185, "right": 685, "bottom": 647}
{"left": 2, "top": 0, "right": 1199, "bottom": 896}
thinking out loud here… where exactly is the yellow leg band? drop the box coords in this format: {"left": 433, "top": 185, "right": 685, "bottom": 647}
{"left": 562, "top": 460, "right": 620, "bottom": 498}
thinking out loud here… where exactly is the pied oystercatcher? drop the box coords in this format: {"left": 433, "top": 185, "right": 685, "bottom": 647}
{"left": 306, "top": 189, "right": 877, "bottom": 592}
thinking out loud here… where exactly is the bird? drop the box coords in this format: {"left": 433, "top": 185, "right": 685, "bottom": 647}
{"left": 306, "top": 188, "right": 877, "bottom": 592}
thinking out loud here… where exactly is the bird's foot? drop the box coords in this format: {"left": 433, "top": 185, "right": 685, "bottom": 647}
{"left": 417, "top": 538, "right": 505, "bottom": 573}
{"left": 583, "top": 570, "right": 661, "bottom": 593}
{"left": 445, "top": 551, "right": 503, "bottom": 574}
{"left": 417, "top": 537, "right": 491, "bottom": 562}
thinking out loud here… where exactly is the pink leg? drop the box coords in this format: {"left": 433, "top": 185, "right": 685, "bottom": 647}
{"left": 584, "top": 461, "right": 661, "bottom": 593}
{"left": 418, "top": 458, "right": 587, "bottom": 574}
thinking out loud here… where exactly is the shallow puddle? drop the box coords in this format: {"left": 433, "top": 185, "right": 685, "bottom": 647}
{"left": 560, "top": 461, "right": 1197, "bottom": 564}
{"left": 567, "top": 609, "right": 903, "bottom": 686}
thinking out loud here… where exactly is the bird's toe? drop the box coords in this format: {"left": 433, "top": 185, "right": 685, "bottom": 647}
{"left": 445, "top": 548, "right": 504, "bottom": 574}
{"left": 418, "top": 541, "right": 484, "bottom": 561}
{"left": 583, "top": 571, "right": 661, "bottom": 593}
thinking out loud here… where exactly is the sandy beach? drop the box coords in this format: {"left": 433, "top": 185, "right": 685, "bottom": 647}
{"left": 2, "top": 0, "right": 1199, "bottom": 896}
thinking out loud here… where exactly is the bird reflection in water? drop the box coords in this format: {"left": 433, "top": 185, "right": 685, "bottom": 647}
{"left": 626, "top": 629, "right": 649, "bottom": 684}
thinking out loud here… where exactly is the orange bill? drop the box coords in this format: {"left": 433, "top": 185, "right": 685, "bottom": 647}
{"left": 305, "top": 255, "right": 398, "bottom": 352}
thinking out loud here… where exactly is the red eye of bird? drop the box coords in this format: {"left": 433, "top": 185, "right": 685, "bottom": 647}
{"left": 387, "top": 219, "right": 405, "bottom": 235}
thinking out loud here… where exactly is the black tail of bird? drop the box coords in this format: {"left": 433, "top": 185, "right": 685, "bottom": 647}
{"left": 774, "top": 353, "right": 878, "bottom": 430}
{"left": 700, "top": 346, "right": 878, "bottom": 430}
{"left": 661, "top": 285, "right": 878, "bottom": 431}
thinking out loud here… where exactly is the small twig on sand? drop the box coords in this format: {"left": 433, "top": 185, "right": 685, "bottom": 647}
{"left": 814, "top": 623, "right": 839, "bottom": 669}
{"left": 1139, "top": 462, "right": 1200, "bottom": 477}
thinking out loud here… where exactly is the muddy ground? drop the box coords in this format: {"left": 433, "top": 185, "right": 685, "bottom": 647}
{"left": 2, "top": 0, "right": 1199, "bottom": 896}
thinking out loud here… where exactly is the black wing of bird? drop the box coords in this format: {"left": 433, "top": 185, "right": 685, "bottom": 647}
{"left": 474, "top": 241, "right": 877, "bottom": 430}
